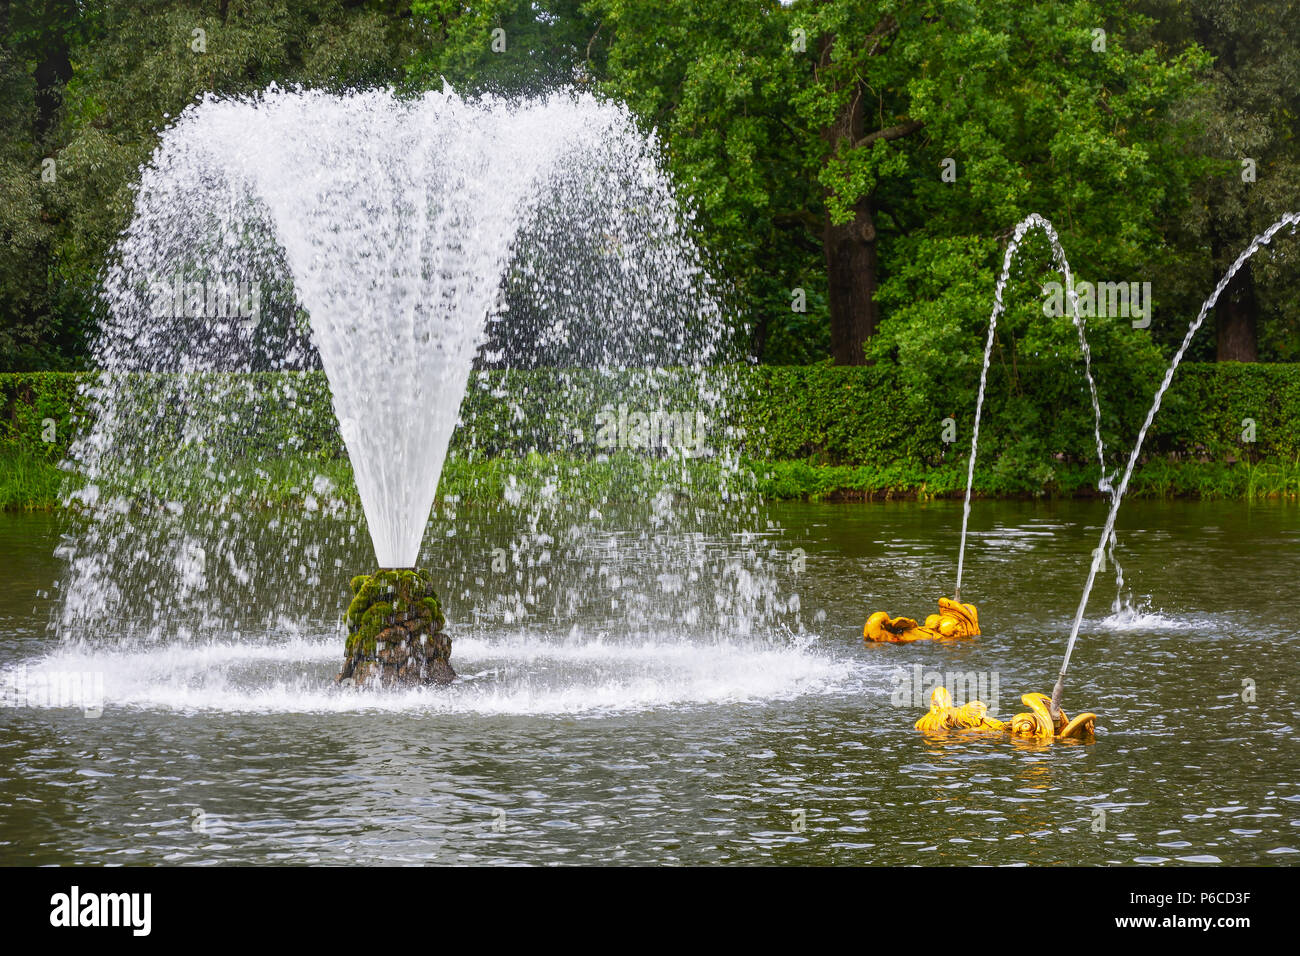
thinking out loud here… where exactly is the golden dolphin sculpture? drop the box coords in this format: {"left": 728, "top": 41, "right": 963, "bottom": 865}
{"left": 865, "top": 598, "right": 980, "bottom": 643}
{"left": 1008, "top": 692, "right": 1097, "bottom": 740}
{"left": 914, "top": 687, "right": 1096, "bottom": 741}
{"left": 914, "top": 686, "right": 1005, "bottom": 733}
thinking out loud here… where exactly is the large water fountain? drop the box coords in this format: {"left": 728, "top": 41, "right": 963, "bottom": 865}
{"left": 53, "top": 86, "right": 812, "bottom": 701}
{"left": 43, "top": 82, "right": 1299, "bottom": 728}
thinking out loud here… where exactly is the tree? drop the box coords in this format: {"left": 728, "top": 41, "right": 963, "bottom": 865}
{"left": 590, "top": 0, "right": 818, "bottom": 362}
{"left": 405, "top": 0, "right": 603, "bottom": 95}
{"left": 1, "top": 0, "right": 417, "bottom": 370}
{"left": 0, "top": 0, "right": 88, "bottom": 369}
{"left": 862, "top": 0, "right": 1210, "bottom": 467}
{"left": 595, "top": 0, "right": 1210, "bottom": 371}
{"left": 1138, "top": 0, "right": 1300, "bottom": 362}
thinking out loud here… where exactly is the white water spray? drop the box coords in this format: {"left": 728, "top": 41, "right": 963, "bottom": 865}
{"left": 955, "top": 214, "right": 1118, "bottom": 601}
{"left": 1051, "top": 212, "right": 1300, "bottom": 715}
{"left": 56, "top": 86, "right": 803, "bottom": 658}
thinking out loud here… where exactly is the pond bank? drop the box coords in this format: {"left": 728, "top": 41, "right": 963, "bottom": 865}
{"left": 4, "top": 365, "right": 1298, "bottom": 511}
{"left": 2, "top": 446, "right": 1296, "bottom": 512}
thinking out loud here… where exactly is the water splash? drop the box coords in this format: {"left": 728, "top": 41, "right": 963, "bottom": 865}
{"left": 955, "top": 213, "right": 1120, "bottom": 601}
{"left": 56, "top": 87, "right": 797, "bottom": 650}
{"left": 6, "top": 629, "right": 856, "bottom": 716}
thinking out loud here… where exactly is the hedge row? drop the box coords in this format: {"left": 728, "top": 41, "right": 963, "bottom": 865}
{"left": 2, "top": 364, "right": 1296, "bottom": 495}
{"left": 738, "top": 362, "right": 1300, "bottom": 489}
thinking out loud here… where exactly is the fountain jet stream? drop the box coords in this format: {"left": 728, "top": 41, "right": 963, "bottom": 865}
{"left": 1051, "top": 212, "right": 1300, "bottom": 717}
{"left": 955, "top": 214, "right": 1118, "bottom": 602}
{"left": 56, "top": 86, "right": 772, "bottom": 649}
{"left": 212, "top": 90, "right": 618, "bottom": 567}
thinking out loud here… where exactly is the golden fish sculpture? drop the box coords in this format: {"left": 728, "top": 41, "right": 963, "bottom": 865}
{"left": 865, "top": 598, "right": 980, "bottom": 643}
{"left": 914, "top": 687, "right": 1096, "bottom": 742}
{"left": 914, "top": 686, "right": 1005, "bottom": 733}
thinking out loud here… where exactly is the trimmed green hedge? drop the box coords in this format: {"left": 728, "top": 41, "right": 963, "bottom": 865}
{"left": 0, "top": 372, "right": 90, "bottom": 462}
{"left": 740, "top": 362, "right": 1299, "bottom": 485}
{"left": 2, "top": 363, "right": 1297, "bottom": 506}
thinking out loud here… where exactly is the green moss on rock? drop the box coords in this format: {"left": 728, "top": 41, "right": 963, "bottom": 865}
{"left": 340, "top": 568, "right": 445, "bottom": 662}
{"left": 336, "top": 567, "right": 454, "bottom": 686}
{"left": 420, "top": 596, "right": 445, "bottom": 631}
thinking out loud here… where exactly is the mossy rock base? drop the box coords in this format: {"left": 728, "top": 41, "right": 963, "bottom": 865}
{"left": 338, "top": 623, "right": 454, "bottom": 688}
{"left": 335, "top": 568, "right": 454, "bottom": 688}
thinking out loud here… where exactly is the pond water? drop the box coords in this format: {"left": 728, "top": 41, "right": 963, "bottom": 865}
{"left": 0, "top": 499, "right": 1296, "bottom": 865}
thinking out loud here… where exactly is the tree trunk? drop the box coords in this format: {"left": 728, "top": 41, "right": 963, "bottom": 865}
{"left": 825, "top": 198, "right": 879, "bottom": 365}
{"left": 819, "top": 33, "right": 877, "bottom": 368}
{"left": 32, "top": 0, "right": 75, "bottom": 145}
{"left": 1215, "top": 258, "right": 1259, "bottom": 362}
{"left": 816, "top": 22, "right": 918, "bottom": 366}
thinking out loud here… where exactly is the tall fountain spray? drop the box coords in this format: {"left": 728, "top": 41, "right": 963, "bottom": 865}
{"left": 57, "top": 87, "right": 748, "bottom": 689}
{"left": 133, "top": 88, "right": 663, "bottom": 569}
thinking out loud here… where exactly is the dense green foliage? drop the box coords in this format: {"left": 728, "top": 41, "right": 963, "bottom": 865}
{"left": 589, "top": 0, "right": 1217, "bottom": 368}
{"left": 1, "top": 0, "right": 412, "bottom": 370}
{"left": 2, "top": 0, "right": 1297, "bottom": 373}
{"left": 3, "top": 364, "right": 1296, "bottom": 510}
{"left": 405, "top": 0, "right": 602, "bottom": 94}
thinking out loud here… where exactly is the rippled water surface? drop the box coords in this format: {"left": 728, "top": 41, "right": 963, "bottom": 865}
{"left": 1, "top": 500, "right": 1296, "bottom": 865}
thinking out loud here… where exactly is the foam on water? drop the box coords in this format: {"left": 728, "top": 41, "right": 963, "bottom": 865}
{"left": 6, "top": 631, "right": 861, "bottom": 717}
{"left": 1099, "top": 608, "right": 1185, "bottom": 631}
{"left": 1097, "top": 605, "right": 1225, "bottom": 633}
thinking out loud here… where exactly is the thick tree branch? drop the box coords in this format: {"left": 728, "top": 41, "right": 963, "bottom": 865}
{"left": 864, "top": 15, "right": 899, "bottom": 56}
{"left": 852, "top": 118, "right": 924, "bottom": 150}
{"left": 773, "top": 210, "right": 821, "bottom": 231}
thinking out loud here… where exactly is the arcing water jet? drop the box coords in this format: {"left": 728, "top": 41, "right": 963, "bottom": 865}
{"left": 1050, "top": 211, "right": 1300, "bottom": 719}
